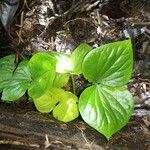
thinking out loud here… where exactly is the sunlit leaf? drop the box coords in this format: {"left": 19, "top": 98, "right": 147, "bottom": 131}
{"left": 34, "top": 88, "right": 67, "bottom": 113}
{"left": 34, "top": 90, "right": 58, "bottom": 113}
{"left": 28, "top": 52, "right": 56, "bottom": 99}
{"left": 79, "top": 85, "right": 134, "bottom": 139}
{"left": 53, "top": 92, "right": 79, "bottom": 122}
{"left": 53, "top": 73, "right": 69, "bottom": 88}
{"left": 50, "top": 52, "right": 73, "bottom": 73}
{"left": 82, "top": 40, "right": 133, "bottom": 86}
{"left": 71, "top": 43, "right": 92, "bottom": 74}
{"left": 50, "top": 88, "right": 68, "bottom": 102}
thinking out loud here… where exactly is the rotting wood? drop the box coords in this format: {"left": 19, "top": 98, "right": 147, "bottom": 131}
{"left": 0, "top": 102, "right": 150, "bottom": 150}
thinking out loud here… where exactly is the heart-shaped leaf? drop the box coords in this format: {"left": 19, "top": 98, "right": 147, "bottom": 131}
{"left": 53, "top": 92, "right": 79, "bottom": 122}
{"left": 28, "top": 53, "right": 56, "bottom": 99}
{"left": 82, "top": 40, "right": 133, "bottom": 86}
{"left": 0, "top": 55, "right": 15, "bottom": 92}
{"left": 79, "top": 85, "right": 134, "bottom": 139}
{"left": 2, "top": 60, "right": 31, "bottom": 101}
{"left": 71, "top": 43, "right": 92, "bottom": 74}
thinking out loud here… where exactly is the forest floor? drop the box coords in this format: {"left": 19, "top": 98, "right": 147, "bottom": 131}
{"left": 0, "top": 0, "right": 150, "bottom": 149}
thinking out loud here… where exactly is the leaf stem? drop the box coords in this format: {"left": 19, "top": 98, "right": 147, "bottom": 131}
{"left": 71, "top": 75, "right": 76, "bottom": 94}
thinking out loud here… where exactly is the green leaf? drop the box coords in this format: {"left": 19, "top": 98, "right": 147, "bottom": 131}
{"left": 29, "top": 52, "right": 56, "bottom": 78}
{"left": 34, "top": 88, "right": 79, "bottom": 122}
{"left": 71, "top": 43, "right": 92, "bottom": 74}
{"left": 0, "top": 55, "right": 15, "bottom": 91}
{"left": 50, "top": 52, "right": 73, "bottom": 73}
{"left": 79, "top": 85, "right": 134, "bottom": 139}
{"left": 28, "top": 52, "right": 56, "bottom": 99}
{"left": 2, "top": 60, "right": 31, "bottom": 101}
{"left": 82, "top": 39, "right": 133, "bottom": 86}
{"left": 53, "top": 91, "right": 79, "bottom": 122}
{"left": 34, "top": 88, "right": 67, "bottom": 113}
{"left": 28, "top": 72, "right": 54, "bottom": 99}
{"left": 53, "top": 73, "right": 69, "bottom": 88}
{"left": 34, "top": 89, "right": 59, "bottom": 113}
{"left": 50, "top": 88, "right": 68, "bottom": 102}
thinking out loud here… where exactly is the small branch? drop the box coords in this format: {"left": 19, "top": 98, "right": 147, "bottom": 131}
{"left": 15, "top": 11, "right": 25, "bottom": 44}
{"left": 76, "top": 125, "right": 94, "bottom": 150}
{"left": 133, "top": 22, "right": 150, "bottom": 26}
{"left": 0, "top": 140, "right": 40, "bottom": 148}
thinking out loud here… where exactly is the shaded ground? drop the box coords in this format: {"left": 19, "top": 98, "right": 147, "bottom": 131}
{"left": 0, "top": 0, "right": 150, "bottom": 149}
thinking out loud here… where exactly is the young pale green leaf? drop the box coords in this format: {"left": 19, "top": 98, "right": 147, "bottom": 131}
{"left": 50, "top": 88, "right": 68, "bottom": 102}
{"left": 50, "top": 52, "right": 73, "bottom": 73}
{"left": 28, "top": 52, "right": 56, "bottom": 99}
{"left": 53, "top": 73, "right": 69, "bottom": 88}
{"left": 34, "top": 88, "right": 67, "bottom": 113}
{"left": 2, "top": 60, "right": 31, "bottom": 101}
{"left": 53, "top": 92, "right": 79, "bottom": 122}
{"left": 82, "top": 39, "right": 133, "bottom": 86}
{"left": 0, "top": 55, "right": 15, "bottom": 92}
{"left": 79, "top": 85, "right": 134, "bottom": 139}
{"left": 34, "top": 90, "right": 58, "bottom": 113}
{"left": 71, "top": 43, "right": 92, "bottom": 74}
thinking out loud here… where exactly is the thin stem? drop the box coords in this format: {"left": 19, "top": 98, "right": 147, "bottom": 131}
{"left": 71, "top": 75, "right": 76, "bottom": 94}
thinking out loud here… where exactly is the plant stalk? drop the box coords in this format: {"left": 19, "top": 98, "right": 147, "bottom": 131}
{"left": 71, "top": 75, "right": 76, "bottom": 94}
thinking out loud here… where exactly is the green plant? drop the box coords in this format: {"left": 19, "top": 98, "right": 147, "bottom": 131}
{"left": 0, "top": 40, "right": 134, "bottom": 139}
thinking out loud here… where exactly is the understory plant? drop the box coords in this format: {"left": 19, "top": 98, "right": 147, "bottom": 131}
{"left": 0, "top": 39, "right": 134, "bottom": 139}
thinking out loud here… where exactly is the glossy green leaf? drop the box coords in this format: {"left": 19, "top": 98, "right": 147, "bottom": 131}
{"left": 53, "top": 73, "right": 69, "bottom": 88}
{"left": 50, "top": 88, "right": 68, "bottom": 102}
{"left": 79, "top": 85, "right": 134, "bottom": 139}
{"left": 50, "top": 52, "right": 73, "bottom": 73}
{"left": 28, "top": 72, "right": 54, "bottom": 99}
{"left": 2, "top": 60, "right": 31, "bottom": 101}
{"left": 82, "top": 39, "right": 133, "bottom": 86}
{"left": 34, "top": 90, "right": 58, "bottom": 113}
{"left": 28, "top": 53, "right": 56, "bottom": 99}
{"left": 53, "top": 92, "right": 79, "bottom": 122}
{"left": 0, "top": 55, "right": 15, "bottom": 92}
{"left": 34, "top": 88, "right": 67, "bottom": 113}
{"left": 29, "top": 52, "right": 56, "bottom": 78}
{"left": 71, "top": 43, "right": 92, "bottom": 74}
